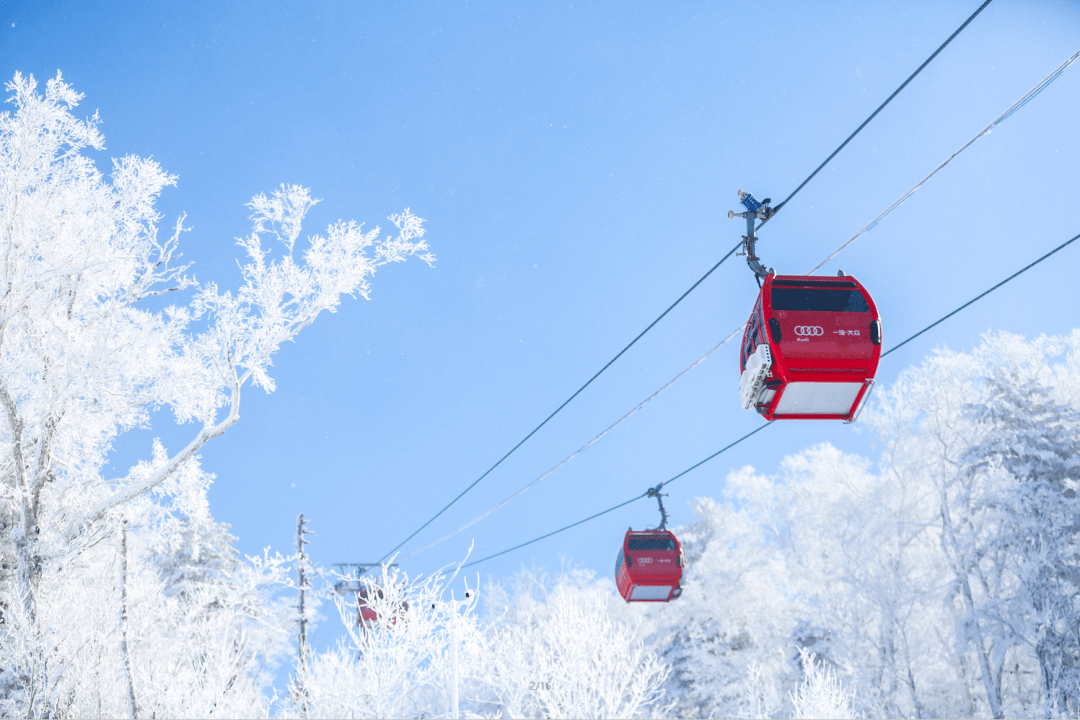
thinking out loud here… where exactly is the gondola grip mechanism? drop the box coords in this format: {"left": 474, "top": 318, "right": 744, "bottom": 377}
{"left": 646, "top": 484, "right": 671, "bottom": 531}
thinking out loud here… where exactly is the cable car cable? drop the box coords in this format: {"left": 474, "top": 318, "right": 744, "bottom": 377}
{"left": 460, "top": 229, "right": 1080, "bottom": 568}
{"left": 416, "top": 72, "right": 1079, "bottom": 554}
{"left": 403, "top": 324, "right": 747, "bottom": 561}
{"left": 762, "top": 0, "right": 994, "bottom": 226}
{"left": 464, "top": 423, "right": 777, "bottom": 569}
{"left": 805, "top": 45, "right": 1080, "bottom": 276}
{"left": 445, "top": 46, "right": 1080, "bottom": 566}
{"left": 461, "top": 495, "right": 641, "bottom": 569}
{"left": 881, "top": 231, "right": 1080, "bottom": 360}
{"left": 375, "top": 241, "right": 744, "bottom": 564}
{"left": 378, "top": 4, "right": 991, "bottom": 565}
{"left": 407, "top": 92, "right": 1080, "bottom": 557}
{"left": 381, "top": 26, "right": 1077, "bottom": 567}
{"left": 408, "top": 107, "right": 1079, "bottom": 558}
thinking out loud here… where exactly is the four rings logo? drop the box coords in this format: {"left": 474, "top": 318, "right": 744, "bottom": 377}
{"left": 638, "top": 557, "right": 653, "bottom": 565}
{"left": 794, "top": 326, "right": 824, "bottom": 336}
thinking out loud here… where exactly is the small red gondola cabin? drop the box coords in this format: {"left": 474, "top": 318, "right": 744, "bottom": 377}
{"left": 356, "top": 588, "right": 408, "bottom": 627}
{"left": 739, "top": 273, "right": 881, "bottom": 421}
{"left": 615, "top": 529, "right": 684, "bottom": 603}
{"left": 357, "top": 589, "right": 381, "bottom": 626}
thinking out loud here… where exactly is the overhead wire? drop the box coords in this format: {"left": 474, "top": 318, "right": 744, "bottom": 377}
{"left": 763, "top": 0, "right": 994, "bottom": 223}
{"left": 462, "top": 229, "right": 1080, "bottom": 568}
{"left": 402, "top": 324, "right": 746, "bottom": 561}
{"left": 379, "top": 0, "right": 1000, "bottom": 564}
{"left": 881, "top": 231, "right": 1080, "bottom": 359}
{"left": 461, "top": 423, "right": 772, "bottom": 568}
{"left": 397, "top": 46, "right": 1080, "bottom": 561}
{"left": 375, "top": 241, "right": 743, "bottom": 564}
{"left": 805, "top": 45, "right": 1080, "bottom": 277}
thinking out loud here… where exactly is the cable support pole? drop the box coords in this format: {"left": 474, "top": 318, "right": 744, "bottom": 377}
{"left": 761, "top": 0, "right": 994, "bottom": 229}
{"left": 377, "top": 241, "right": 744, "bottom": 564}
{"left": 461, "top": 229, "right": 1080, "bottom": 569}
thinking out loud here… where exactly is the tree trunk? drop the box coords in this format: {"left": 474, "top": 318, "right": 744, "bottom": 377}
{"left": 295, "top": 513, "right": 311, "bottom": 718}
{"left": 899, "top": 626, "right": 924, "bottom": 719}
{"left": 0, "top": 499, "right": 14, "bottom": 627}
{"left": 940, "top": 491, "right": 1004, "bottom": 719}
{"left": 119, "top": 519, "right": 140, "bottom": 719}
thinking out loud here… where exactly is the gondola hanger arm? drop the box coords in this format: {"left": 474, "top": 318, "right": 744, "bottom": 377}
{"left": 729, "top": 190, "right": 775, "bottom": 282}
{"left": 646, "top": 483, "right": 670, "bottom": 531}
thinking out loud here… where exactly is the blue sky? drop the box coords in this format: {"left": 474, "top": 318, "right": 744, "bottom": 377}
{"left": 4, "top": 0, "right": 1080, "bottom": 622}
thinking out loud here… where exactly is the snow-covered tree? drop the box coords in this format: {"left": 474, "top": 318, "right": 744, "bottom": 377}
{"left": 292, "top": 564, "right": 486, "bottom": 719}
{"left": 958, "top": 362, "right": 1080, "bottom": 716}
{"left": 652, "top": 332, "right": 1080, "bottom": 718}
{"left": 656, "top": 493, "right": 789, "bottom": 719}
{"left": 789, "top": 649, "right": 857, "bottom": 720}
{"left": 482, "top": 567, "right": 672, "bottom": 719}
{"left": 296, "top": 563, "right": 673, "bottom": 719}
{"left": 0, "top": 71, "right": 432, "bottom": 715}
{"left": 656, "top": 444, "right": 950, "bottom": 719}
{"left": 864, "top": 330, "right": 1080, "bottom": 717}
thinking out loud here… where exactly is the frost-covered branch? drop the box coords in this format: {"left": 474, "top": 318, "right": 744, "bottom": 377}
{"left": 0, "top": 72, "right": 434, "bottom": 715}
{"left": 76, "top": 374, "right": 242, "bottom": 537}
{"left": 75, "top": 186, "right": 431, "bottom": 535}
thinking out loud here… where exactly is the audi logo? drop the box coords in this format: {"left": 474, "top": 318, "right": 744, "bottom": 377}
{"left": 638, "top": 557, "right": 653, "bottom": 564}
{"left": 794, "top": 326, "right": 824, "bottom": 336}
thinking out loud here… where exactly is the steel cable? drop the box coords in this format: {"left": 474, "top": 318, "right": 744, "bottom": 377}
{"left": 462, "top": 229, "right": 1080, "bottom": 568}
{"left": 378, "top": 1, "right": 1004, "bottom": 564}
{"left": 409, "top": 51, "right": 1080, "bottom": 558}
{"left": 763, "top": 0, "right": 994, "bottom": 224}
{"left": 804, "top": 46, "right": 1080, "bottom": 277}
{"left": 375, "top": 241, "right": 743, "bottom": 564}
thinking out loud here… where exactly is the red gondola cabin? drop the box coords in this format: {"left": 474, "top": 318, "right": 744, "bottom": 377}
{"left": 739, "top": 273, "right": 881, "bottom": 421}
{"left": 357, "top": 588, "right": 408, "bottom": 627}
{"left": 615, "top": 529, "right": 684, "bottom": 603}
{"left": 357, "top": 589, "right": 380, "bottom": 626}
